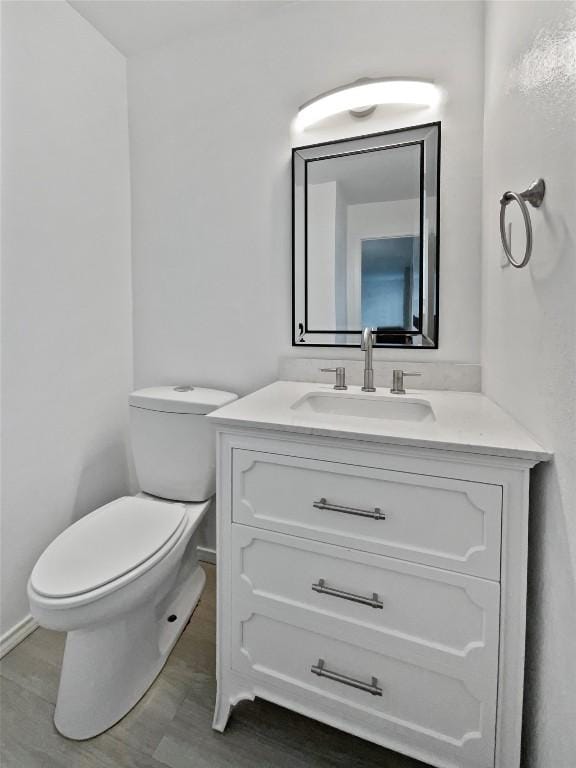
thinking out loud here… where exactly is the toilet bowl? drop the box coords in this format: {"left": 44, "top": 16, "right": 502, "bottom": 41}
{"left": 28, "top": 494, "right": 209, "bottom": 739}
{"left": 27, "top": 386, "right": 237, "bottom": 740}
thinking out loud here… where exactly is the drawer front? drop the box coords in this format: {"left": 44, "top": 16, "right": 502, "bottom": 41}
{"left": 232, "top": 449, "right": 502, "bottom": 579}
{"left": 232, "top": 610, "right": 498, "bottom": 768}
{"left": 232, "top": 525, "right": 500, "bottom": 659}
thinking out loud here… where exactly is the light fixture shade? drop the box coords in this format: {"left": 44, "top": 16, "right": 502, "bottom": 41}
{"left": 295, "top": 78, "right": 440, "bottom": 130}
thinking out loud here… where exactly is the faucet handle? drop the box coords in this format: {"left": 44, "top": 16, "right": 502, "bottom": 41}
{"left": 320, "top": 367, "right": 347, "bottom": 390}
{"left": 391, "top": 369, "right": 421, "bottom": 395}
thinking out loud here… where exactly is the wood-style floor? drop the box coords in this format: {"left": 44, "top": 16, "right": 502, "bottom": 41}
{"left": 0, "top": 564, "right": 429, "bottom": 768}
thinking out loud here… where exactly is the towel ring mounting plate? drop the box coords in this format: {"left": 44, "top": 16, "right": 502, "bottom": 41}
{"left": 499, "top": 178, "right": 545, "bottom": 268}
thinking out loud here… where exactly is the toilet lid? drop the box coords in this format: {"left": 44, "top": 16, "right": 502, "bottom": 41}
{"left": 30, "top": 497, "right": 187, "bottom": 598}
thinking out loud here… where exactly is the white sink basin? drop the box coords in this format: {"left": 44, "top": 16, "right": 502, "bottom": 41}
{"left": 292, "top": 392, "right": 435, "bottom": 422}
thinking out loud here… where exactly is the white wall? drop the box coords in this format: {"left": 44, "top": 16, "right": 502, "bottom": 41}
{"left": 334, "top": 181, "right": 348, "bottom": 330}
{"left": 1, "top": 1, "right": 132, "bottom": 640}
{"left": 128, "top": 0, "right": 485, "bottom": 397}
{"left": 481, "top": 2, "right": 576, "bottom": 765}
{"left": 307, "top": 182, "right": 337, "bottom": 328}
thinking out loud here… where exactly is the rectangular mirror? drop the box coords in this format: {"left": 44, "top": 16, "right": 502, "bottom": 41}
{"left": 292, "top": 123, "right": 440, "bottom": 347}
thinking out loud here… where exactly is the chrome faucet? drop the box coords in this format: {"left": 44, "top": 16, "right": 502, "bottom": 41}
{"left": 361, "top": 327, "right": 376, "bottom": 392}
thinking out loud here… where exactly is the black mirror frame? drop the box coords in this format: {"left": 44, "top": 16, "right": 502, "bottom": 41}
{"left": 292, "top": 122, "right": 441, "bottom": 349}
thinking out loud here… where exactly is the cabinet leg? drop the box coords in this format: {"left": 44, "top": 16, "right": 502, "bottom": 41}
{"left": 212, "top": 689, "right": 232, "bottom": 732}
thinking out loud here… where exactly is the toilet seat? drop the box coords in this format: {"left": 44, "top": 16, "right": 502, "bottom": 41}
{"left": 30, "top": 496, "right": 187, "bottom": 600}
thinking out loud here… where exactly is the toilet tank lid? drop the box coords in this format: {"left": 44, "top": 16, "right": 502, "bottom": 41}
{"left": 129, "top": 386, "right": 238, "bottom": 415}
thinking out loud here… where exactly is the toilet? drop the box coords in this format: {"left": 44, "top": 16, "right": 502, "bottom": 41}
{"left": 27, "top": 385, "right": 237, "bottom": 740}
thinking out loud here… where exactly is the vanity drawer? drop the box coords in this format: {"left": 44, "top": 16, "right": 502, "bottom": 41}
{"left": 232, "top": 525, "right": 500, "bottom": 659}
{"left": 232, "top": 449, "right": 502, "bottom": 579}
{"left": 232, "top": 610, "right": 498, "bottom": 768}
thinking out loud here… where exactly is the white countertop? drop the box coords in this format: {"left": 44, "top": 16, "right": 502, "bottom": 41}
{"left": 208, "top": 381, "right": 550, "bottom": 462}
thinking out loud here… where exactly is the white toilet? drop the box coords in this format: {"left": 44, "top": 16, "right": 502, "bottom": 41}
{"left": 28, "top": 385, "right": 237, "bottom": 740}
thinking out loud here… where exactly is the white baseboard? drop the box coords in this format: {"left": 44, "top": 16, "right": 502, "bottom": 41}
{"left": 0, "top": 615, "right": 39, "bottom": 659}
{"left": 198, "top": 545, "right": 216, "bottom": 565}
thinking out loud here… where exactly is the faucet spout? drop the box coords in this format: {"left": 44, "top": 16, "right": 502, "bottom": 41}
{"left": 361, "top": 327, "right": 376, "bottom": 392}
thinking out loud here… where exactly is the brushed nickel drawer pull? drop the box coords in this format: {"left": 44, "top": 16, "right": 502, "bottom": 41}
{"left": 311, "top": 658, "right": 382, "bottom": 696}
{"left": 312, "top": 579, "right": 383, "bottom": 609}
{"left": 313, "top": 497, "right": 385, "bottom": 520}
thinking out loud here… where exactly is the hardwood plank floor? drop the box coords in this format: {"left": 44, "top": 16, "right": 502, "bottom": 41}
{"left": 0, "top": 564, "right": 430, "bottom": 768}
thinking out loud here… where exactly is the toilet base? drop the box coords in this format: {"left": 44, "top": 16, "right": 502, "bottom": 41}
{"left": 54, "top": 565, "right": 206, "bottom": 740}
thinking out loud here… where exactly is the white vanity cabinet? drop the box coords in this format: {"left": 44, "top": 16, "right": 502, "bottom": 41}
{"left": 210, "top": 416, "right": 544, "bottom": 768}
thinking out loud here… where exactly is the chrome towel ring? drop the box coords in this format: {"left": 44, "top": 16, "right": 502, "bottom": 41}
{"left": 499, "top": 178, "right": 545, "bottom": 268}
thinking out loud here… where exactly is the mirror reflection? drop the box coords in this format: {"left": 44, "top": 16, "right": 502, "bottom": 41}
{"left": 293, "top": 123, "right": 439, "bottom": 347}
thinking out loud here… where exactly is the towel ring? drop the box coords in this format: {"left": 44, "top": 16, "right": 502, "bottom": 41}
{"left": 499, "top": 178, "right": 545, "bottom": 268}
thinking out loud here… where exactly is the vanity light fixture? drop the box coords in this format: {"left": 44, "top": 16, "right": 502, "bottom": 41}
{"left": 295, "top": 78, "right": 440, "bottom": 130}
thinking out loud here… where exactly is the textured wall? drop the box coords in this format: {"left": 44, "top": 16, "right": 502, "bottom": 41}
{"left": 482, "top": 2, "right": 576, "bottom": 765}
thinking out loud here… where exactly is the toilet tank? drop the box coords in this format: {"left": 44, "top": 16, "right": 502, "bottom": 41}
{"left": 129, "top": 386, "right": 238, "bottom": 502}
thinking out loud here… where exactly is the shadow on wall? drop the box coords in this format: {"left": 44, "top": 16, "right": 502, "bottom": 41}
{"left": 522, "top": 462, "right": 576, "bottom": 767}
{"left": 71, "top": 440, "right": 132, "bottom": 523}
{"left": 530, "top": 205, "right": 574, "bottom": 283}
